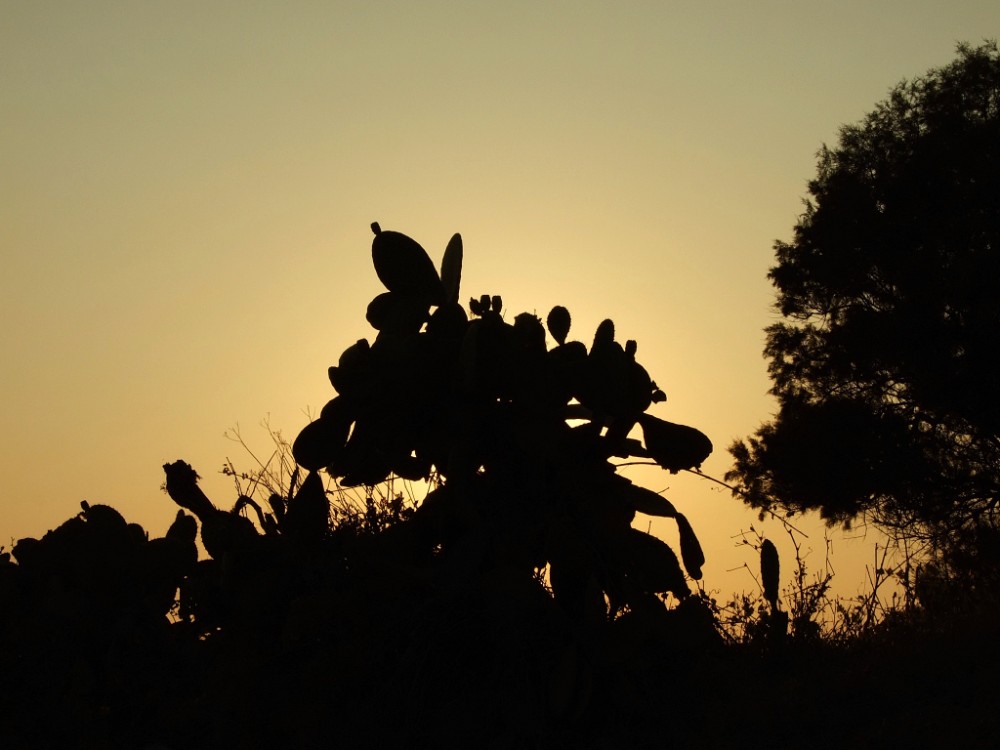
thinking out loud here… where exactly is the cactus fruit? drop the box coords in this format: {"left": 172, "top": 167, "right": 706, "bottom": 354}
{"left": 469, "top": 294, "right": 502, "bottom": 317}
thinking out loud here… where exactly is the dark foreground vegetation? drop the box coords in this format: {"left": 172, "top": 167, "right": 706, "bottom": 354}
{"left": 2, "top": 223, "right": 997, "bottom": 750}
{"left": 2, "top": 490, "right": 998, "bottom": 750}
{"left": 4, "top": 43, "right": 1000, "bottom": 749}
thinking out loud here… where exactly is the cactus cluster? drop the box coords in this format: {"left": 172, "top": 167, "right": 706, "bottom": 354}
{"left": 293, "top": 224, "right": 713, "bottom": 616}
{"left": 0, "top": 224, "right": 721, "bottom": 747}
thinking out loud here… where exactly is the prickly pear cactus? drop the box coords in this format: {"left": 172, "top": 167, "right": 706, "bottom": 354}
{"left": 293, "top": 224, "right": 714, "bottom": 619}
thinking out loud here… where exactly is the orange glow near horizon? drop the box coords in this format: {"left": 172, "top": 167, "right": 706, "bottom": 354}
{"left": 3, "top": 3, "right": 998, "bottom": 603}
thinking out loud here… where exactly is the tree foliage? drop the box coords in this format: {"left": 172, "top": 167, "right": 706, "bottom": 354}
{"left": 728, "top": 42, "right": 1000, "bottom": 542}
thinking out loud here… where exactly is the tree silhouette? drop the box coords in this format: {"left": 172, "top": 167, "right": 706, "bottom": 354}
{"left": 728, "top": 42, "right": 1000, "bottom": 548}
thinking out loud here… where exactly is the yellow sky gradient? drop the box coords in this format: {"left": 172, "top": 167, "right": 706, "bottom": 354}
{"left": 4, "top": 2, "right": 999, "bottom": 603}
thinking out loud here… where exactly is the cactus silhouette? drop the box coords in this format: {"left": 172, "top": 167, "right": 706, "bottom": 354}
{"left": 1, "top": 224, "right": 720, "bottom": 749}
{"left": 293, "top": 224, "right": 714, "bottom": 616}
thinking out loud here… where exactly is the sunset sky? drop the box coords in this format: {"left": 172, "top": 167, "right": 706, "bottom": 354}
{"left": 4, "top": 2, "right": 999, "bottom": 602}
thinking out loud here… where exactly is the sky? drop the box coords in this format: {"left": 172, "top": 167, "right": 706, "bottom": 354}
{"left": 3, "top": 1, "right": 999, "bottom": 605}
